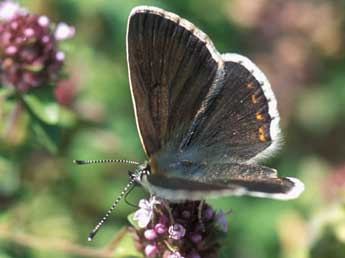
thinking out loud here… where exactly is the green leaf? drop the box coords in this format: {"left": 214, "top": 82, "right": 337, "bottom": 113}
{"left": 110, "top": 230, "right": 142, "bottom": 258}
{"left": 23, "top": 64, "right": 44, "bottom": 73}
{"left": 0, "top": 87, "right": 15, "bottom": 98}
{"left": 127, "top": 212, "right": 140, "bottom": 231}
{"left": 30, "top": 118, "right": 59, "bottom": 154}
{"left": 58, "top": 106, "right": 77, "bottom": 128}
{"left": 23, "top": 94, "right": 59, "bottom": 125}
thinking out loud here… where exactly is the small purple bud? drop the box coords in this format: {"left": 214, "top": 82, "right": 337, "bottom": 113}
{"left": 144, "top": 229, "right": 157, "bottom": 240}
{"left": 55, "top": 22, "right": 75, "bottom": 40}
{"left": 154, "top": 223, "right": 167, "bottom": 234}
{"left": 145, "top": 244, "right": 158, "bottom": 257}
{"left": 42, "top": 35, "right": 50, "bottom": 43}
{"left": 190, "top": 233, "right": 202, "bottom": 243}
{"left": 55, "top": 51, "right": 65, "bottom": 61}
{"left": 169, "top": 224, "right": 186, "bottom": 240}
{"left": 24, "top": 27, "right": 34, "bottom": 37}
{"left": 10, "top": 21, "right": 18, "bottom": 30}
{"left": 5, "top": 45, "right": 17, "bottom": 55}
{"left": 168, "top": 251, "right": 185, "bottom": 258}
{"left": 38, "top": 16, "right": 49, "bottom": 27}
{"left": 188, "top": 251, "right": 201, "bottom": 258}
{"left": 203, "top": 207, "right": 214, "bottom": 220}
{"left": 182, "top": 210, "right": 191, "bottom": 219}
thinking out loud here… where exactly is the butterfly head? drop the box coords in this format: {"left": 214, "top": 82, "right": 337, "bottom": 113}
{"left": 129, "top": 161, "right": 151, "bottom": 184}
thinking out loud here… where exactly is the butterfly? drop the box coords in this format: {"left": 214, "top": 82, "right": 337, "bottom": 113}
{"left": 75, "top": 6, "right": 304, "bottom": 240}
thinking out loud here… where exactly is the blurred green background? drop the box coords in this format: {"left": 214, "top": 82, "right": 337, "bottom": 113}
{"left": 1, "top": 0, "right": 345, "bottom": 257}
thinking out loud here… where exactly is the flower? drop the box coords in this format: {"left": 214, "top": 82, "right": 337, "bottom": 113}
{"left": 169, "top": 224, "right": 186, "bottom": 240}
{"left": 55, "top": 22, "right": 75, "bottom": 40}
{"left": 154, "top": 223, "right": 167, "bottom": 234}
{"left": 145, "top": 244, "right": 159, "bottom": 257}
{"left": 0, "top": 0, "right": 26, "bottom": 21}
{"left": 168, "top": 251, "right": 185, "bottom": 258}
{"left": 215, "top": 210, "right": 228, "bottom": 232}
{"left": 203, "top": 207, "right": 214, "bottom": 220}
{"left": 131, "top": 199, "right": 228, "bottom": 258}
{"left": 133, "top": 196, "right": 160, "bottom": 228}
{"left": 144, "top": 229, "right": 157, "bottom": 240}
{"left": 0, "top": 1, "right": 74, "bottom": 92}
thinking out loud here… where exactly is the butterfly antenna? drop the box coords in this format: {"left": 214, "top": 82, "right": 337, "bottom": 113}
{"left": 73, "top": 159, "right": 139, "bottom": 165}
{"left": 87, "top": 177, "right": 136, "bottom": 241}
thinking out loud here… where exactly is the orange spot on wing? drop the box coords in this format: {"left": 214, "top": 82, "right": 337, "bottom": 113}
{"left": 256, "top": 112, "right": 264, "bottom": 121}
{"left": 251, "top": 94, "right": 257, "bottom": 104}
{"left": 247, "top": 82, "right": 254, "bottom": 89}
{"left": 258, "top": 127, "right": 266, "bottom": 142}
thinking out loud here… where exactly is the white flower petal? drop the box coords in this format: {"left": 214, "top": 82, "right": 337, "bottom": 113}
{"left": 0, "top": 0, "right": 26, "bottom": 21}
{"left": 138, "top": 199, "right": 151, "bottom": 210}
{"left": 55, "top": 22, "right": 75, "bottom": 40}
{"left": 38, "top": 16, "right": 49, "bottom": 27}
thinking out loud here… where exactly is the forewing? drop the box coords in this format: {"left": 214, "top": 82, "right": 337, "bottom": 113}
{"left": 127, "top": 6, "right": 222, "bottom": 156}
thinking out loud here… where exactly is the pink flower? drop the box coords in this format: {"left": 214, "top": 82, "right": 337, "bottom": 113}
{"left": 168, "top": 224, "right": 186, "bottom": 240}
{"left": 133, "top": 196, "right": 160, "bottom": 228}
{"left": 131, "top": 200, "right": 226, "bottom": 257}
{"left": 38, "top": 16, "right": 49, "bottom": 27}
{"left": 145, "top": 244, "right": 159, "bottom": 257}
{"left": 168, "top": 251, "right": 185, "bottom": 258}
{"left": 144, "top": 229, "right": 157, "bottom": 240}
{"left": 154, "top": 223, "right": 167, "bottom": 234}
{"left": 0, "top": 0, "right": 26, "bottom": 21}
{"left": 0, "top": 2, "right": 75, "bottom": 92}
{"left": 55, "top": 22, "right": 75, "bottom": 40}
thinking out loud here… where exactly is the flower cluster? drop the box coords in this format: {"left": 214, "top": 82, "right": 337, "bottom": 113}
{"left": 0, "top": 0, "right": 75, "bottom": 92}
{"left": 131, "top": 197, "right": 229, "bottom": 258}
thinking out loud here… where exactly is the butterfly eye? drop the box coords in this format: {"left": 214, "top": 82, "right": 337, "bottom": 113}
{"left": 128, "top": 170, "right": 135, "bottom": 179}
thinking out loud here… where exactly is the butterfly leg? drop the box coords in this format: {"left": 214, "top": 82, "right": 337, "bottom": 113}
{"left": 198, "top": 200, "right": 206, "bottom": 232}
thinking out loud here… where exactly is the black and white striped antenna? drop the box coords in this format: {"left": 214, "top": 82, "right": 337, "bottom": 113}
{"left": 73, "top": 158, "right": 145, "bottom": 240}
{"left": 73, "top": 159, "right": 139, "bottom": 165}
{"left": 87, "top": 177, "right": 136, "bottom": 241}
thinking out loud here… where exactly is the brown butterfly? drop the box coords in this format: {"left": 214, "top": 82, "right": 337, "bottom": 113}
{"left": 75, "top": 6, "right": 304, "bottom": 240}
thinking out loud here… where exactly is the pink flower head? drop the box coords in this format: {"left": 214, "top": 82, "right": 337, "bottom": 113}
{"left": 215, "top": 210, "right": 228, "bottom": 232}
{"left": 0, "top": 1, "right": 26, "bottom": 21}
{"left": 168, "top": 251, "right": 185, "bottom": 258}
{"left": 133, "top": 196, "right": 160, "bottom": 228}
{"left": 55, "top": 22, "right": 75, "bottom": 40}
{"left": 168, "top": 224, "right": 186, "bottom": 240}
{"left": 0, "top": 3, "right": 75, "bottom": 92}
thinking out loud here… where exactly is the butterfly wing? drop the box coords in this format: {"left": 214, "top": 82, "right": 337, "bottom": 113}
{"left": 176, "top": 55, "right": 281, "bottom": 163}
{"left": 143, "top": 163, "right": 304, "bottom": 201}
{"left": 127, "top": 6, "right": 222, "bottom": 157}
